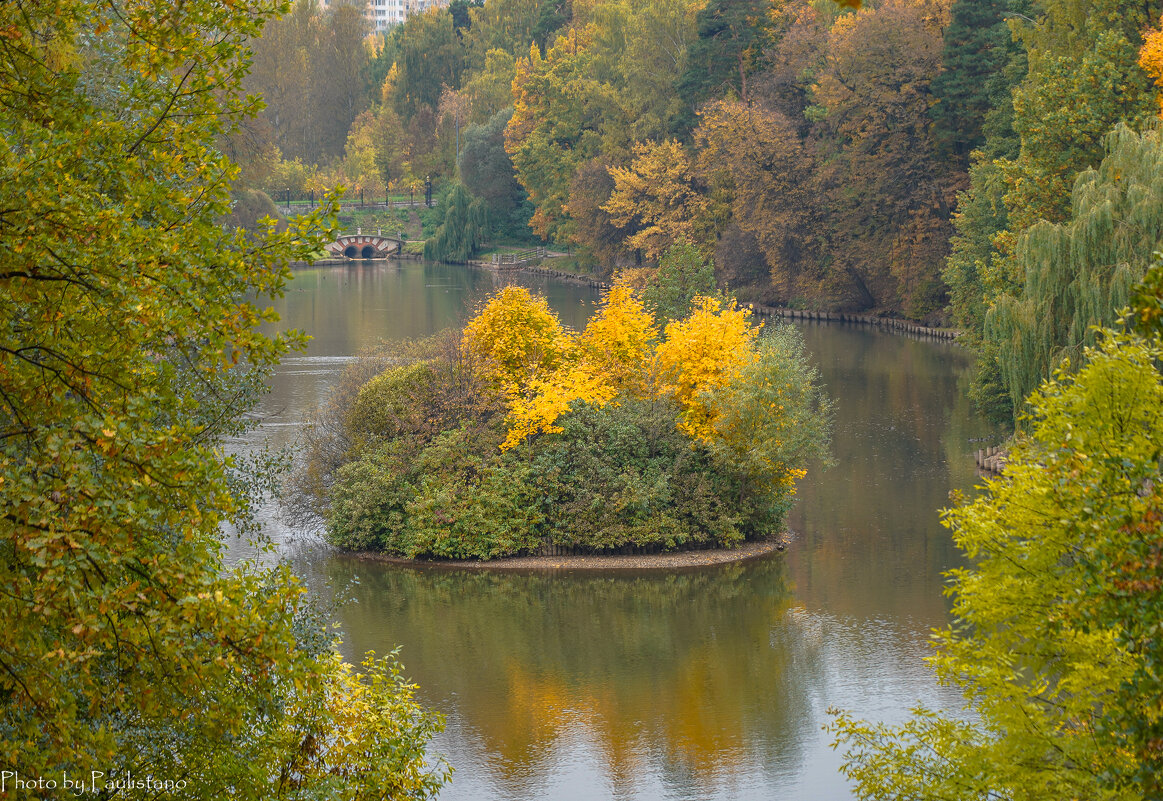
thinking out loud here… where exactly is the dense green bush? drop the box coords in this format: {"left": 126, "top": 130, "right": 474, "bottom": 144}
{"left": 405, "top": 452, "right": 544, "bottom": 559}
{"left": 328, "top": 443, "right": 416, "bottom": 552}
{"left": 323, "top": 393, "right": 801, "bottom": 557}
{"left": 529, "top": 399, "right": 750, "bottom": 550}
{"left": 348, "top": 361, "right": 440, "bottom": 443}
{"left": 325, "top": 424, "right": 544, "bottom": 559}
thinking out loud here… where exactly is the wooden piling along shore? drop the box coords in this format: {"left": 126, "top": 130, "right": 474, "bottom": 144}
{"left": 517, "top": 263, "right": 612, "bottom": 289}
{"left": 975, "top": 445, "right": 1008, "bottom": 475}
{"left": 488, "top": 262, "right": 963, "bottom": 341}
{"left": 746, "top": 303, "right": 960, "bottom": 341}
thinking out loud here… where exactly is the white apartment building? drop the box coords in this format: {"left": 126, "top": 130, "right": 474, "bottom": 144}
{"left": 319, "top": 0, "right": 450, "bottom": 32}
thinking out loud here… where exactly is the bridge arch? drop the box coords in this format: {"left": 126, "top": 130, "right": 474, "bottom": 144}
{"left": 325, "top": 232, "right": 404, "bottom": 260}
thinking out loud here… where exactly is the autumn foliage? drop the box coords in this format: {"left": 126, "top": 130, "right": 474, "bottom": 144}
{"left": 306, "top": 278, "right": 831, "bottom": 560}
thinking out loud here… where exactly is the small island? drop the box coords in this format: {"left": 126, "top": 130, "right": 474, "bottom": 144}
{"left": 297, "top": 246, "right": 833, "bottom": 561}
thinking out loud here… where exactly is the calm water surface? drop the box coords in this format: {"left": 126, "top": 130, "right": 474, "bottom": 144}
{"left": 234, "top": 259, "right": 996, "bottom": 800}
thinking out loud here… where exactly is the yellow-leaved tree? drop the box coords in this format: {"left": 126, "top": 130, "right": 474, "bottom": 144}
{"left": 501, "top": 365, "right": 618, "bottom": 449}
{"left": 501, "top": 284, "right": 657, "bottom": 448}
{"left": 603, "top": 139, "right": 713, "bottom": 260}
{"left": 462, "top": 285, "right": 573, "bottom": 394}
{"left": 576, "top": 284, "right": 659, "bottom": 395}
{"left": 654, "top": 297, "right": 759, "bottom": 439}
{"left": 485, "top": 289, "right": 765, "bottom": 449}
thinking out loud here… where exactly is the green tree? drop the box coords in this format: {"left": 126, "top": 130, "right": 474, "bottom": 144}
{"left": 929, "top": 0, "right": 1023, "bottom": 164}
{"left": 464, "top": 0, "right": 547, "bottom": 65}
{"left": 983, "top": 123, "right": 1163, "bottom": 422}
{"left": 424, "top": 183, "right": 490, "bottom": 262}
{"left": 1127, "top": 251, "right": 1163, "bottom": 338}
{"left": 944, "top": 0, "right": 1153, "bottom": 364}
{"left": 0, "top": 0, "right": 447, "bottom": 795}
{"left": 449, "top": 0, "right": 485, "bottom": 35}
{"left": 383, "top": 6, "right": 467, "bottom": 119}
{"left": 247, "top": 0, "right": 374, "bottom": 165}
{"left": 246, "top": 0, "right": 316, "bottom": 162}
{"left": 607, "top": 0, "right": 704, "bottom": 142}
{"left": 459, "top": 108, "right": 529, "bottom": 233}
{"left": 311, "top": 1, "right": 374, "bottom": 161}
{"left": 943, "top": 155, "right": 1016, "bottom": 340}
{"left": 461, "top": 48, "right": 519, "bottom": 124}
{"left": 1001, "top": 0, "right": 1157, "bottom": 230}
{"left": 703, "top": 326, "right": 835, "bottom": 496}
{"left": 939, "top": 2, "right": 1028, "bottom": 341}
{"left": 531, "top": 0, "right": 573, "bottom": 50}
{"left": 640, "top": 242, "right": 719, "bottom": 323}
{"left": 506, "top": 26, "right": 628, "bottom": 240}
{"left": 672, "top": 0, "right": 778, "bottom": 136}
{"left": 831, "top": 330, "right": 1163, "bottom": 800}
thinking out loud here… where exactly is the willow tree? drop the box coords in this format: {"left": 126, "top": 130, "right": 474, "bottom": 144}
{"left": 946, "top": 0, "right": 1155, "bottom": 363}
{"left": 0, "top": 0, "right": 446, "bottom": 796}
{"left": 424, "top": 183, "right": 490, "bottom": 262}
{"left": 984, "top": 124, "right": 1163, "bottom": 420}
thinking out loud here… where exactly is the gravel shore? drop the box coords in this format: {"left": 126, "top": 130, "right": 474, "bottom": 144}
{"left": 346, "top": 539, "right": 787, "bottom": 572}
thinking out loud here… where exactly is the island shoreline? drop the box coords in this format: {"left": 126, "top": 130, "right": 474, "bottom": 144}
{"left": 340, "top": 538, "right": 789, "bottom": 573}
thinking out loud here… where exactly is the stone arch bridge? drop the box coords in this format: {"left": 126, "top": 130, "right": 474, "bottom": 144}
{"left": 325, "top": 232, "right": 404, "bottom": 260}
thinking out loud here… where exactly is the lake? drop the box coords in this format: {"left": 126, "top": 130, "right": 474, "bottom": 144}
{"left": 232, "top": 258, "right": 996, "bottom": 799}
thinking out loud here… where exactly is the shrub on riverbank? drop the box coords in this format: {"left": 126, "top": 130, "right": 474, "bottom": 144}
{"left": 301, "top": 281, "right": 832, "bottom": 559}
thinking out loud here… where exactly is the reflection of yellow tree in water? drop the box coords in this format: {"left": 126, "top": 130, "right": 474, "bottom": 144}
{"left": 328, "top": 556, "right": 823, "bottom": 793}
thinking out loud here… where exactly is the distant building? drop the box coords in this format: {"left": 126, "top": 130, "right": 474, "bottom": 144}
{"left": 319, "top": 0, "right": 450, "bottom": 32}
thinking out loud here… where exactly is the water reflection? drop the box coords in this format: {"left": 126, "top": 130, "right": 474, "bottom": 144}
{"left": 257, "top": 261, "right": 597, "bottom": 437}
{"left": 286, "top": 549, "right": 962, "bottom": 799}
{"left": 311, "top": 557, "right": 800, "bottom": 796}
{"left": 787, "top": 322, "right": 992, "bottom": 627}
{"left": 233, "top": 262, "right": 997, "bottom": 799}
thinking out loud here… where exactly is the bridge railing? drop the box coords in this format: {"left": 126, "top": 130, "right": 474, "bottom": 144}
{"left": 339, "top": 229, "right": 405, "bottom": 241}
{"left": 491, "top": 247, "right": 547, "bottom": 265}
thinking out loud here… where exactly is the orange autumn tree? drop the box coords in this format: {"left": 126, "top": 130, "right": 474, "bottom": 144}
{"left": 1140, "top": 25, "right": 1163, "bottom": 114}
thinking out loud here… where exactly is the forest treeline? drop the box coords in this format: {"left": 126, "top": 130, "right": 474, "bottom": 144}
{"left": 238, "top": 0, "right": 1163, "bottom": 425}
